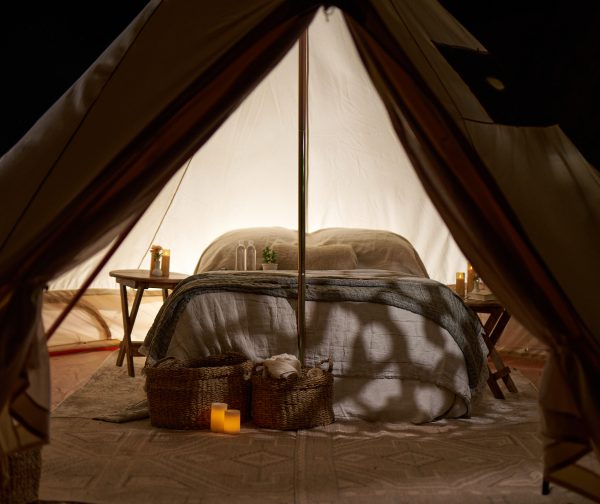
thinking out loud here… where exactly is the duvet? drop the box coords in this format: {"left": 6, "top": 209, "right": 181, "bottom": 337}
{"left": 141, "top": 270, "right": 488, "bottom": 423}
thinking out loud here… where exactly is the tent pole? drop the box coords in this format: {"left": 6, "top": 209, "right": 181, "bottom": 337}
{"left": 297, "top": 30, "right": 308, "bottom": 365}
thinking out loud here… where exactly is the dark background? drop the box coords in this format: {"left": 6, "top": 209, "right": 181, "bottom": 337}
{"left": 440, "top": 0, "right": 600, "bottom": 170}
{"left": 1, "top": 1, "right": 598, "bottom": 169}
{"left": 0, "top": 0, "right": 149, "bottom": 156}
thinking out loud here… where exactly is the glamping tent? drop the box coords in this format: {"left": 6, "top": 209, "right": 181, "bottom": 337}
{"left": 44, "top": 7, "right": 467, "bottom": 291}
{"left": 1, "top": 0, "right": 599, "bottom": 500}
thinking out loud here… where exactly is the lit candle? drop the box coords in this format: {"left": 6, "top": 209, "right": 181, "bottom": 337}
{"left": 466, "top": 263, "right": 475, "bottom": 293}
{"left": 455, "top": 272, "right": 465, "bottom": 298}
{"left": 223, "top": 409, "right": 241, "bottom": 434}
{"left": 161, "top": 249, "right": 171, "bottom": 277}
{"left": 210, "top": 403, "right": 227, "bottom": 433}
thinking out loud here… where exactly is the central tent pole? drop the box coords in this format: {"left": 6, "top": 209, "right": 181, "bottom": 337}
{"left": 297, "top": 30, "right": 308, "bottom": 365}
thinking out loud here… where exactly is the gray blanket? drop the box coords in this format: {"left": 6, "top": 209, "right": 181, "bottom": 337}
{"left": 143, "top": 272, "right": 485, "bottom": 390}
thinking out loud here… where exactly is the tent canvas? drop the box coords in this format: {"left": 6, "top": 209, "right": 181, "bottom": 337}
{"left": 46, "top": 8, "right": 466, "bottom": 292}
{"left": 38, "top": 8, "right": 545, "bottom": 358}
{"left": 1, "top": 0, "right": 599, "bottom": 500}
{"left": 39, "top": 8, "right": 474, "bottom": 354}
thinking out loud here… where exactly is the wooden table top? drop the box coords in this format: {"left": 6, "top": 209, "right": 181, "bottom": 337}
{"left": 109, "top": 269, "right": 188, "bottom": 287}
{"left": 463, "top": 296, "right": 503, "bottom": 310}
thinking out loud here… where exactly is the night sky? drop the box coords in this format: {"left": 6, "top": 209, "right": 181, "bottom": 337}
{"left": 441, "top": 0, "right": 600, "bottom": 170}
{"left": 1, "top": 1, "right": 598, "bottom": 169}
{"left": 0, "top": 0, "right": 149, "bottom": 156}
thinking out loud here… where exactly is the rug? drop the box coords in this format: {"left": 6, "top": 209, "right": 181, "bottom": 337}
{"left": 41, "top": 352, "right": 597, "bottom": 504}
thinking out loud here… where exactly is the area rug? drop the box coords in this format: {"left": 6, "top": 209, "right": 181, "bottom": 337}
{"left": 41, "top": 352, "right": 597, "bottom": 504}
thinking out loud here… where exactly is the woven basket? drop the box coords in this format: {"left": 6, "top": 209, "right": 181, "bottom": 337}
{"left": 251, "top": 358, "right": 335, "bottom": 430}
{"left": 0, "top": 446, "right": 41, "bottom": 504}
{"left": 145, "top": 352, "right": 253, "bottom": 430}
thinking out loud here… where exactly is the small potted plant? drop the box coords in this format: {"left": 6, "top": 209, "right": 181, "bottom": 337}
{"left": 261, "top": 246, "right": 278, "bottom": 271}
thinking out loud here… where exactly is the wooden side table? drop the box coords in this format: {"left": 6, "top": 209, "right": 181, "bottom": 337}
{"left": 465, "top": 297, "right": 518, "bottom": 399}
{"left": 109, "top": 269, "right": 188, "bottom": 377}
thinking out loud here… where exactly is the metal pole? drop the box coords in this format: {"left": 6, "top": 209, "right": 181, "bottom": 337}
{"left": 297, "top": 30, "right": 308, "bottom": 365}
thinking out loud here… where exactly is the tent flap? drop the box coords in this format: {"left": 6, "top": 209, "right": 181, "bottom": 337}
{"left": 0, "top": 1, "right": 598, "bottom": 500}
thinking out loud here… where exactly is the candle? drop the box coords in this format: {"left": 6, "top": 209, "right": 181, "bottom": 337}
{"left": 223, "top": 409, "right": 241, "bottom": 434}
{"left": 161, "top": 249, "right": 171, "bottom": 277}
{"left": 455, "top": 272, "right": 465, "bottom": 298}
{"left": 210, "top": 403, "right": 227, "bottom": 433}
{"left": 466, "top": 263, "right": 475, "bottom": 293}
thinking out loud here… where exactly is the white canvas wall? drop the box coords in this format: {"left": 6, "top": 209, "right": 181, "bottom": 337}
{"left": 49, "top": 8, "right": 466, "bottom": 291}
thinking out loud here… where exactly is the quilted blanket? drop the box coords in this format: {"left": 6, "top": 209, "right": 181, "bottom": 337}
{"left": 142, "top": 272, "right": 487, "bottom": 401}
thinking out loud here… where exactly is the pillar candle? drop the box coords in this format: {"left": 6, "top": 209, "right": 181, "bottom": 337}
{"left": 161, "top": 249, "right": 171, "bottom": 277}
{"left": 223, "top": 409, "right": 241, "bottom": 434}
{"left": 455, "top": 272, "right": 465, "bottom": 298}
{"left": 466, "top": 263, "right": 475, "bottom": 293}
{"left": 210, "top": 403, "right": 227, "bottom": 433}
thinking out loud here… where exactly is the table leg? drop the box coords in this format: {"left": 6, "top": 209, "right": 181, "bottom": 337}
{"left": 162, "top": 288, "right": 169, "bottom": 302}
{"left": 542, "top": 478, "right": 550, "bottom": 495}
{"left": 116, "top": 284, "right": 145, "bottom": 377}
{"left": 488, "top": 310, "right": 518, "bottom": 393}
{"left": 486, "top": 364, "right": 505, "bottom": 399}
{"left": 483, "top": 309, "right": 518, "bottom": 397}
{"left": 116, "top": 284, "right": 129, "bottom": 368}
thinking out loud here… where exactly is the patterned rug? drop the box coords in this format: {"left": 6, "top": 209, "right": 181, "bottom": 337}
{"left": 41, "top": 352, "right": 597, "bottom": 503}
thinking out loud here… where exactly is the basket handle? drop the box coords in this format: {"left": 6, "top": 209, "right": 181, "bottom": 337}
{"left": 317, "top": 357, "right": 333, "bottom": 373}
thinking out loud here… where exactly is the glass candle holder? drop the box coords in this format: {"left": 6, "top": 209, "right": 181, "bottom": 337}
{"left": 466, "top": 263, "right": 475, "bottom": 293}
{"left": 455, "top": 272, "right": 465, "bottom": 298}
{"left": 161, "top": 249, "right": 171, "bottom": 277}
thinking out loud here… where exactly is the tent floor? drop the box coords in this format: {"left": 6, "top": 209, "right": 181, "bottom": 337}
{"left": 50, "top": 349, "right": 114, "bottom": 411}
{"left": 49, "top": 347, "right": 545, "bottom": 412}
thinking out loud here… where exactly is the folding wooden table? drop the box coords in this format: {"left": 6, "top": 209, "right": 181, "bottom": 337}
{"left": 465, "top": 298, "right": 518, "bottom": 399}
{"left": 109, "top": 269, "right": 188, "bottom": 377}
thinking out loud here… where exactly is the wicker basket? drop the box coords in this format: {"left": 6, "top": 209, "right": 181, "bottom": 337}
{"left": 251, "top": 358, "right": 335, "bottom": 430}
{"left": 0, "top": 446, "right": 41, "bottom": 504}
{"left": 145, "top": 352, "right": 253, "bottom": 430}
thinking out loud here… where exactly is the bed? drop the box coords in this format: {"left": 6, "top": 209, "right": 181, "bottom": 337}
{"left": 140, "top": 227, "right": 488, "bottom": 424}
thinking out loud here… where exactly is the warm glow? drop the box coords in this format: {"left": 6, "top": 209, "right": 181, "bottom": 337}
{"left": 455, "top": 272, "right": 465, "bottom": 298}
{"left": 161, "top": 249, "right": 171, "bottom": 277}
{"left": 47, "top": 11, "right": 468, "bottom": 292}
{"left": 466, "top": 263, "right": 475, "bottom": 293}
{"left": 210, "top": 403, "right": 227, "bottom": 433}
{"left": 223, "top": 409, "right": 241, "bottom": 434}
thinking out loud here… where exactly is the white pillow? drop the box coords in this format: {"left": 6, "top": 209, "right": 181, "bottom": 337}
{"left": 195, "top": 227, "right": 297, "bottom": 273}
{"left": 308, "top": 228, "right": 429, "bottom": 277}
{"left": 196, "top": 226, "right": 428, "bottom": 277}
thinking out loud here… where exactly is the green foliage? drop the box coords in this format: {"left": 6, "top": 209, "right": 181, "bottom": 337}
{"left": 262, "top": 246, "right": 277, "bottom": 264}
